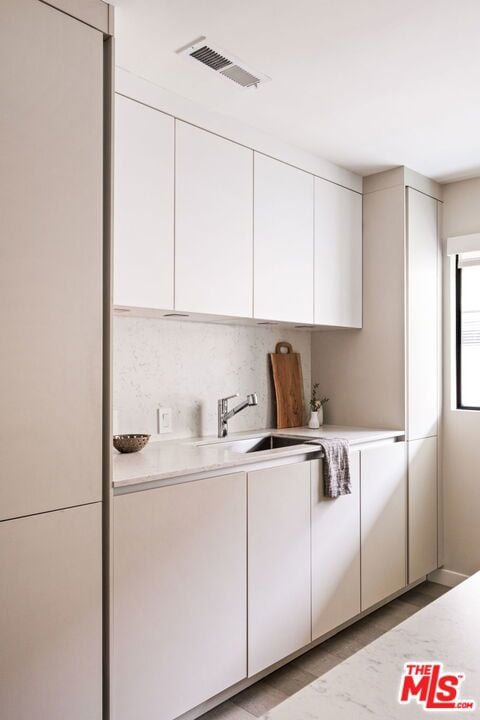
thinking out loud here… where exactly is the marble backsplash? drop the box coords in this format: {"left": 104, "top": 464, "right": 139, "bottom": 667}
{"left": 113, "top": 317, "right": 311, "bottom": 439}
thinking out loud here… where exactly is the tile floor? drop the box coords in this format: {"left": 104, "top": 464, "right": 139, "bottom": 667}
{"left": 200, "top": 581, "right": 449, "bottom": 720}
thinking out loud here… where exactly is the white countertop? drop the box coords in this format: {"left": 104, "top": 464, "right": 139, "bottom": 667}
{"left": 113, "top": 425, "right": 404, "bottom": 489}
{"left": 264, "top": 573, "right": 479, "bottom": 720}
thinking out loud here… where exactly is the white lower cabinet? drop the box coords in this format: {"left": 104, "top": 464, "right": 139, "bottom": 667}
{"left": 113, "top": 473, "right": 247, "bottom": 720}
{"left": 247, "top": 462, "right": 311, "bottom": 676}
{"left": 361, "top": 442, "right": 407, "bottom": 610}
{"left": 408, "top": 436, "right": 438, "bottom": 583}
{"left": 111, "top": 446, "right": 423, "bottom": 717}
{"left": 0, "top": 504, "right": 102, "bottom": 720}
{"left": 314, "top": 178, "right": 362, "bottom": 328}
{"left": 311, "top": 452, "right": 361, "bottom": 640}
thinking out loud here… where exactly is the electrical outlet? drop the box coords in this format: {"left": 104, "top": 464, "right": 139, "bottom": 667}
{"left": 158, "top": 406, "right": 173, "bottom": 434}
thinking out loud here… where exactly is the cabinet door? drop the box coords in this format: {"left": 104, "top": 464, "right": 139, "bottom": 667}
{"left": 408, "top": 436, "right": 438, "bottom": 582}
{"left": 254, "top": 154, "right": 314, "bottom": 323}
{"left": 314, "top": 178, "right": 362, "bottom": 328}
{"left": 0, "top": 504, "right": 102, "bottom": 720}
{"left": 175, "top": 121, "right": 253, "bottom": 317}
{"left": 407, "top": 188, "right": 439, "bottom": 440}
{"left": 113, "top": 473, "right": 247, "bottom": 720}
{"left": 0, "top": 0, "right": 102, "bottom": 520}
{"left": 361, "top": 442, "right": 407, "bottom": 610}
{"left": 248, "top": 462, "right": 311, "bottom": 675}
{"left": 311, "top": 452, "right": 360, "bottom": 640}
{"left": 114, "top": 94, "right": 174, "bottom": 309}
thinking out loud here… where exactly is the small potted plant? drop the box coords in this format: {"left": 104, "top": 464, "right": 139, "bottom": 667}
{"left": 309, "top": 383, "right": 329, "bottom": 428}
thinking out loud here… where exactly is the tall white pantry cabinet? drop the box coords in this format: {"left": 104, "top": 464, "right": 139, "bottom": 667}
{"left": 312, "top": 168, "right": 442, "bottom": 584}
{"left": 0, "top": 1, "right": 111, "bottom": 718}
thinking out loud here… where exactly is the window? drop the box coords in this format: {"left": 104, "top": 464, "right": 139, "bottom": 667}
{"left": 456, "top": 255, "right": 480, "bottom": 409}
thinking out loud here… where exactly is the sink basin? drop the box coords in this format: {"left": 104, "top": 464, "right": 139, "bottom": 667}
{"left": 201, "top": 435, "right": 310, "bottom": 454}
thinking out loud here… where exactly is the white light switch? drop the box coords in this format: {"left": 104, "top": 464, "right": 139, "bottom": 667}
{"left": 158, "top": 406, "right": 173, "bottom": 434}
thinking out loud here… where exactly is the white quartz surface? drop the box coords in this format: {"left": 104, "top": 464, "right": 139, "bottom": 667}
{"left": 113, "top": 425, "right": 404, "bottom": 488}
{"left": 264, "top": 574, "right": 479, "bottom": 720}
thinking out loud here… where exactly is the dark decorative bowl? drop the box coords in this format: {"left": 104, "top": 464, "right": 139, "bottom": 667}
{"left": 113, "top": 434, "right": 150, "bottom": 454}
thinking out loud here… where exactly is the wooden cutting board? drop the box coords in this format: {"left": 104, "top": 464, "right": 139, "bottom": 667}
{"left": 270, "top": 341, "right": 305, "bottom": 428}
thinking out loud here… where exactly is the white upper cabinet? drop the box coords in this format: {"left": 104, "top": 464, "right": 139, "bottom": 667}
{"left": 254, "top": 154, "right": 314, "bottom": 323}
{"left": 113, "top": 100, "right": 363, "bottom": 324}
{"left": 407, "top": 188, "right": 439, "bottom": 441}
{"left": 175, "top": 121, "right": 253, "bottom": 317}
{"left": 114, "top": 95, "right": 174, "bottom": 310}
{"left": 314, "top": 178, "right": 362, "bottom": 327}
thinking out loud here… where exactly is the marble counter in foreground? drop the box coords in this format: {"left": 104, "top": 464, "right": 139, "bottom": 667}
{"left": 264, "top": 573, "right": 479, "bottom": 720}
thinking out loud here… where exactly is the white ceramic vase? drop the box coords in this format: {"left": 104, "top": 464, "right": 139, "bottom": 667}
{"left": 308, "top": 407, "right": 323, "bottom": 429}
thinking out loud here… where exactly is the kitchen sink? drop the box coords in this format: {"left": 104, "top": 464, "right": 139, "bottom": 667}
{"left": 200, "top": 434, "right": 311, "bottom": 454}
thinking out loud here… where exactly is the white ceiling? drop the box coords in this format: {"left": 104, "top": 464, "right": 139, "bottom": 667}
{"left": 112, "top": 0, "right": 480, "bottom": 182}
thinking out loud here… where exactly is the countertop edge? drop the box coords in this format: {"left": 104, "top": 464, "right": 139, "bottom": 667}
{"left": 113, "top": 426, "right": 405, "bottom": 490}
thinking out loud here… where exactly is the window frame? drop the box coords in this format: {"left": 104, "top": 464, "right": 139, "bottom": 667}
{"left": 456, "top": 255, "right": 480, "bottom": 410}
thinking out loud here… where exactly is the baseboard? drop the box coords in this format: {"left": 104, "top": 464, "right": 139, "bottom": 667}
{"left": 427, "top": 568, "right": 469, "bottom": 587}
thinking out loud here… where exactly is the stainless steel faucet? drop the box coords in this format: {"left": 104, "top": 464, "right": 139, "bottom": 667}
{"left": 218, "top": 392, "right": 258, "bottom": 438}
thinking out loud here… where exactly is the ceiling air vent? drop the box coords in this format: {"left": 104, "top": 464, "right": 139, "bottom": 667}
{"left": 177, "top": 37, "right": 270, "bottom": 89}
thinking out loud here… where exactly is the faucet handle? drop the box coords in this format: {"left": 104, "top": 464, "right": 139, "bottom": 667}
{"left": 220, "top": 393, "right": 239, "bottom": 402}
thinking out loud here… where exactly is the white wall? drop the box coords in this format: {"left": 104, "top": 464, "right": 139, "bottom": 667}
{"left": 113, "top": 317, "right": 311, "bottom": 439}
{"left": 442, "top": 177, "right": 480, "bottom": 576}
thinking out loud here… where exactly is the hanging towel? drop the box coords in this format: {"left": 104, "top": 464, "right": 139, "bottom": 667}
{"left": 309, "top": 438, "right": 351, "bottom": 498}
